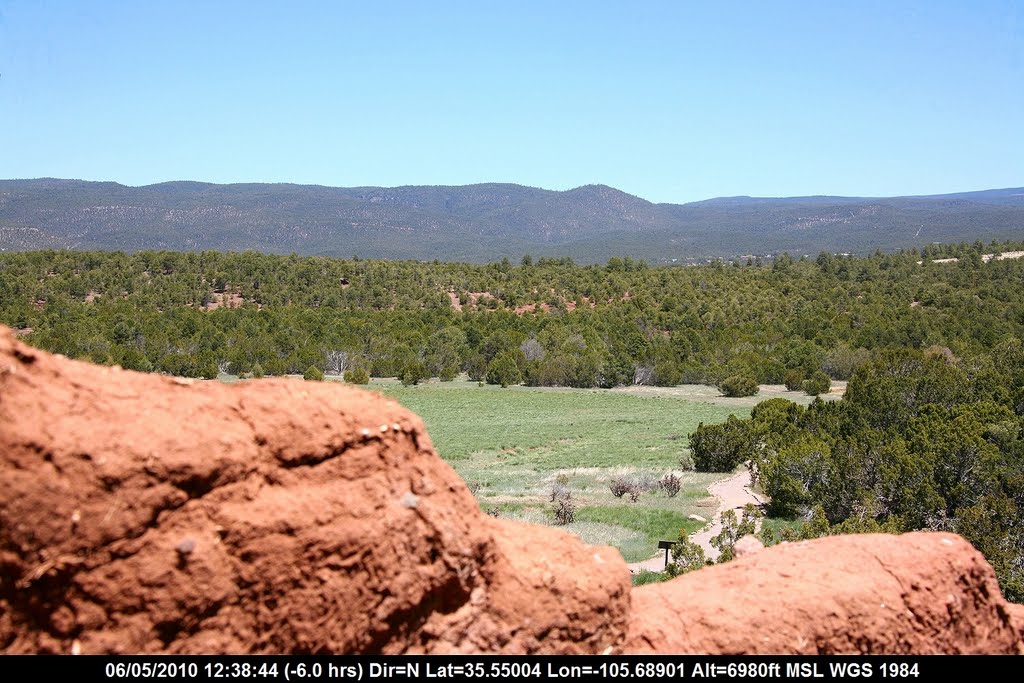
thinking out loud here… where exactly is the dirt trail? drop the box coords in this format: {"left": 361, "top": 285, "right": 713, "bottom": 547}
{"left": 628, "top": 469, "right": 763, "bottom": 573}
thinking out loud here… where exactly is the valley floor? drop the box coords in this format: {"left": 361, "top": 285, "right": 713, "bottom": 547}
{"left": 369, "top": 379, "right": 829, "bottom": 563}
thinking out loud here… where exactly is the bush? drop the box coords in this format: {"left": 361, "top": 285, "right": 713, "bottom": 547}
{"left": 344, "top": 362, "right": 370, "bottom": 384}
{"left": 608, "top": 474, "right": 656, "bottom": 501}
{"left": 710, "top": 504, "right": 762, "bottom": 562}
{"left": 303, "top": 365, "right": 324, "bottom": 381}
{"left": 719, "top": 374, "right": 759, "bottom": 397}
{"left": 551, "top": 476, "right": 575, "bottom": 524}
{"left": 486, "top": 351, "right": 523, "bottom": 387}
{"left": 666, "top": 535, "right": 708, "bottom": 577}
{"left": 783, "top": 369, "right": 805, "bottom": 391}
{"left": 552, "top": 491, "right": 576, "bottom": 525}
{"left": 802, "top": 371, "right": 831, "bottom": 396}
{"left": 689, "top": 415, "right": 756, "bottom": 472}
{"left": 661, "top": 472, "right": 681, "bottom": 498}
{"left": 465, "top": 353, "right": 487, "bottom": 382}
{"left": 654, "top": 361, "right": 682, "bottom": 387}
{"left": 550, "top": 481, "right": 570, "bottom": 502}
{"left": 761, "top": 436, "right": 830, "bottom": 516}
{"left": 823, "top": 344, "right": 871, "bottom": 380}
{"left": 401, "top": 360, "right": 429, "bottom": 386}
{"left": 609, "top": 476, "right": 631, "bottom": 498}
{"left": 678, "top": 451, "right": 695, "bottom": 471}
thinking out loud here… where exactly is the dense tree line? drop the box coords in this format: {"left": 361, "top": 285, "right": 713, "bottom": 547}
{"left": 0, "top": 241, "right": 1022, "bottom": 389}
{"left": 689, "top": 343, "right": 1024, "bottom": 601}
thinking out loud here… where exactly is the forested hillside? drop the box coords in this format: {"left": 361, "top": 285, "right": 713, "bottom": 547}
{"left": 2, "top": 179, "right": 1022, "bottom": 262}
{"left": 1, "top": 242, "right": 1022, "bottom": 386}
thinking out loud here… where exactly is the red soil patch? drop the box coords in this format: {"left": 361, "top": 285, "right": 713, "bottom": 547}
{"left": 202, "top": 291, "right": 245, "bottom": 311}
{"left": 513, "top": 302, "right": 551, "bottom": 315}
{"left": 447, "top": 291, "right": 462, "bottom": 312}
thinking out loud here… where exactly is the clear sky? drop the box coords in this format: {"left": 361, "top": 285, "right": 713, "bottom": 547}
{"left": 1, "top": 0, "right": 1021, "bottom": 203}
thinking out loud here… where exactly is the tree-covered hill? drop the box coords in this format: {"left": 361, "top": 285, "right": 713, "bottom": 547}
{"left": 2, "top": 242, "right": 1022, "bottom": 386}
{"left": 1, "top": 179, "right": 1022, "bottom": 262}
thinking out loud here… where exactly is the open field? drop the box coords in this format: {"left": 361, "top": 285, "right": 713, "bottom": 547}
{"left": 365, "top": 379, "right": 829, "bottom": 562}
{"left": 213, "top": 374, "right": 836, "bottom": 562}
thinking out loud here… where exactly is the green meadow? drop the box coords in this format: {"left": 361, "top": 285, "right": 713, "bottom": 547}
{"left": 371, "top": 379, "right": 758, "bottom": 562}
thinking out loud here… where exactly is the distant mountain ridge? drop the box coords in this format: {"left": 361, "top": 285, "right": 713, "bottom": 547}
{"left": 1, "top": 178, "right": 1022, "bottom": 262}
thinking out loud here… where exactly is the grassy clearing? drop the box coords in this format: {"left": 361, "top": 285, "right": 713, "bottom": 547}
{"left": 574, "top": 507, "right": 703, "bottom": 561}
{"left": 632, "top": 569, "right": 673, "bottom": 586}
{"left": 372, "top": 379, "right": 743, "bottom": 465}
{"left": 370, "top": 378, "right": 751, "bottom": 562}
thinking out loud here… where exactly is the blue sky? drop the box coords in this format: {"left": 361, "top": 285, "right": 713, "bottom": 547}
{"left": 0, "top": 0, "right": 1021, "bottom": 203}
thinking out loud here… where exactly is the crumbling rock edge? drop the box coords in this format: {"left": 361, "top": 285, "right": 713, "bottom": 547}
{"left": 1, "top": 325, "right": 1021, "bottom": 654}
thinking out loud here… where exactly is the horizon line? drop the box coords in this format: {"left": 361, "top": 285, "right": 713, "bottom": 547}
{"left": 2, "top": 176, "right": 1023, "bottom": 206}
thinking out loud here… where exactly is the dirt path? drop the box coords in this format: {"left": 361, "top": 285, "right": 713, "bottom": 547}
{"left": 690, "top": 470, "right": 764, "bottom": 559}
{"left": 627, "top": 469, "right": 763, "bottom": 573}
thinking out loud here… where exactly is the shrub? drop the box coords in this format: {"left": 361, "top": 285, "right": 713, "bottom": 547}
{"left": 710, "top": 504, "right": 763, "bottom": 562}
{"left": 553, "top": 492, "right": 576, "bottom": 525}
{"left": 783, "top": 369, "right": 805, "bottom": 391}
{"left": 719, "top": 374, "right": 759, "bottom": 397}
{"left": 654, "top": 361, "right": 682, "bottom": 387}
{"left": 251, "top": 363, "right": 265, "bottom": 379}
{"left": 802, "top": 371, "right": 832, "bottom": 396}
{"left": 344, "top": 363, "right": 370, "bottom": 384}
{"left": 465, "top": 353, "right": 487, "bottom": 382}
{"left": 661, "top": 472, "right": 681, "bottom": 498}
{"left": 303, "top": 365, "right": 324, "bottom": 381}
{"left": 761, "top": 436, "right": 830, "bottom": 516}
{"left": 486, "top": 352, "right": 522, "bottom": 387}
{"left": 666, "top": 535, "right": 708, "bottom": 577}
{"left": 689, "top": 415, "right": 757, "bottom": 472}
{"left": 550, "top": 481, "right": 570, "bottom": 502}
{"left": 823, "top": 344, "right": 871, "bottom": 379}
{"left": 609, "top": 476, "right": 631, "bottom": 498}
{"left": 678, "top": 451, "right": 695, "bottom": 471}
{"left": 401, "top": 360, "right": 429, "bottom": 386}
{"left": 551, "top": 476, "right": 575, "bottom": 523}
